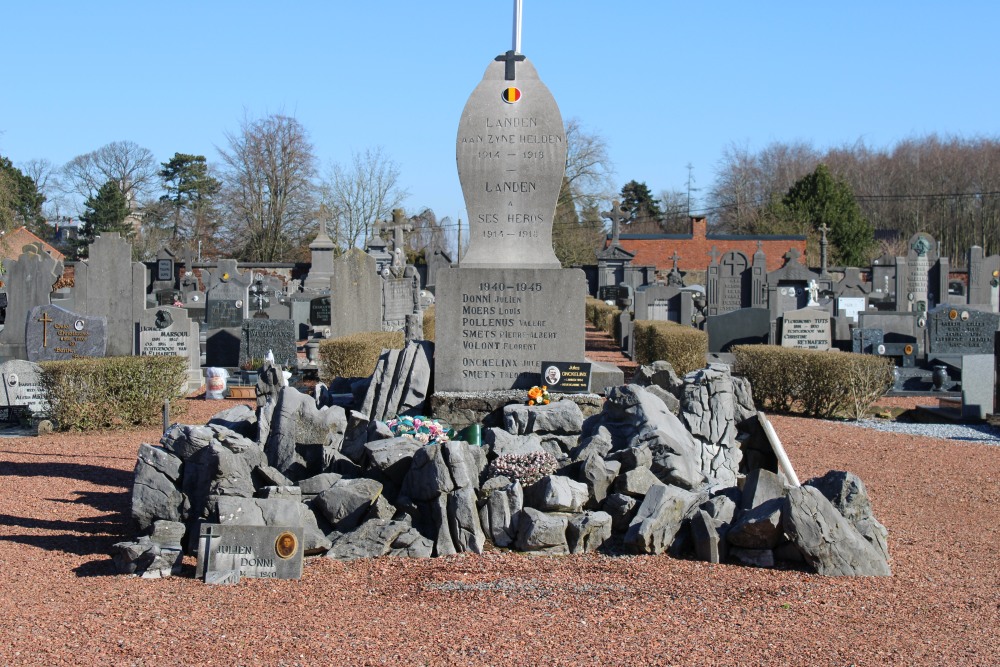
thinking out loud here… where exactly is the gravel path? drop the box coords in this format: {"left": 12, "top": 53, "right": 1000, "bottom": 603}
{"left": 0, "top": 397, "right": 997, "bottom": 666}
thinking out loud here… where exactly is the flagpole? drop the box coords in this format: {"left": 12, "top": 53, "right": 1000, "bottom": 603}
{"left": 512, "top": 0, "right": 522, "bottom": 53}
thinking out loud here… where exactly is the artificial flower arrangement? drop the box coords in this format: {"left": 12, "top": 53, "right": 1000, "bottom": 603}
{"left": 526, "top": 385, "right": 551, "bottom": 406}
{"left": 386, "top": 415, "right": 450, "bottom": 445}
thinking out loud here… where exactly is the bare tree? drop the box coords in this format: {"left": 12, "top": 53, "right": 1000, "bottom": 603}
{"left": 218, "top": 113, "right": 318, "bottom": 262}
{"left": 318, "top": 146, "right": 407, "bottom": 251}
{"left": 60, "top": 140, "right": 157, "bottom": 205}
{"left": 564, "top": 117, "right": 616, "bottom": 211}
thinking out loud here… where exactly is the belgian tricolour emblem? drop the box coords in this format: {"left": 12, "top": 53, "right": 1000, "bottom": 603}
{"left": 501, "top": 87, "right": 521, "bottom": 104}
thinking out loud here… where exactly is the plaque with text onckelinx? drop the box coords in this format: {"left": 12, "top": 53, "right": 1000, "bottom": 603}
{"left": 457, "top": 54, "right": 565, "bottom": 269}
{"left": 434, "top": 268, "right": 586, "bottom": 392}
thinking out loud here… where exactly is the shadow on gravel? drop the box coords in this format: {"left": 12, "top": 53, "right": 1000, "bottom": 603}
{"left": 0, "top": 459, "right": 132, "bottom": 489}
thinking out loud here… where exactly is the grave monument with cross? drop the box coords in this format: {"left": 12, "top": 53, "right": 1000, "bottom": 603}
{"left": 435, "top": 0, "right": 588, "bottom": 392}
{"left": 596, "top": 200, "right": 636, "bottom": 299}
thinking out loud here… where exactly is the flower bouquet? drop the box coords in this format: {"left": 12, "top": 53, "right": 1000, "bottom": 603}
{"left": 526, "top": 385, "right": 551, "bottom": 406}
{"left": 385, "top": 415, "right": 450, "bottom": 445}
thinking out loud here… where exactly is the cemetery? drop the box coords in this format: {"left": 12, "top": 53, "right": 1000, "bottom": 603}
{"left": 1, "top": 3, "right": 998, "bottom": 665}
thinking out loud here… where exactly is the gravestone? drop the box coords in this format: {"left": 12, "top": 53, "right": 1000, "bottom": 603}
{"left": 967, "top": 246, "right": 1000, "bottom": 312}
{"left": 136, "top": 306, "right": 202, "bottom": 392}
{"left": 852, "top": 328, "right": 884, "bottom": 355}
{"left": 436, "top": 20, "right": 585, "bottom": 391}
{"left": 309, "top": 296, "right": 331, "bottom": 328}
{"left": 707, "top": 307, "right": 771, "bottom": 353}
{"left": 195, "top": 524, "right": 304, "bottom": 583}
{"left": 0, "top": 359, "right": 48, "bottom": 421}
{"left": 0, "top": 242, "right": 64, "bottom": 361}
{"left": 707, "top": 249, "right": 751, "bottom": 316}
{"left": 239, "top": 320, "right": 297, "bottom": 369}
{"left": 634, "top": 283, "right": 687, "bottom": 324}
{"left": 26, "top": 304, "right": 108, "bottom": 362}
{"left": 961, "top": 354, "right": 994, "bottom": 419}
{"left": 204, "top": 260, "right": 253, "bottom": 367}
{"left": 382, "top": 272, "right": 420, "bottom": 332}
{"left": 927, "top": 306, "right": 1000, "bottom": 357}
{"left": 329, "top": 249, "right": 382, "bottom": 338}
{"left": 780, "top": 308, "right": 833, "bottom": 351}
{"left": 73, "top": 233, "right": 146, "bottom": 357}
{"left": 423, "top": 245, "right": 453, "bottom": 292}
{"left": 766, "top": 248, "right": 820, "bottom": 323}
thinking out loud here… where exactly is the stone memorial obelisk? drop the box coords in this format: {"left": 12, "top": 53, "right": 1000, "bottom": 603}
{"left": 435, "top": 1, "right": 586, "bottom": 391}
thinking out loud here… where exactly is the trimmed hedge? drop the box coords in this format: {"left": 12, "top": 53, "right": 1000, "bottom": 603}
{"left": 585, "top": 297, "right": 618, "bottom": 337}
{"left": 318, "top": 331, "right": 405, "bottom": 381}
{"left": 732, "top": 345, "right": 894, "bottom": 420}
{"left": 633, "top": 320, "right": 708, "bottom": 376}
{"left": 40, "top": 356, "right": 188, "bottom": 431}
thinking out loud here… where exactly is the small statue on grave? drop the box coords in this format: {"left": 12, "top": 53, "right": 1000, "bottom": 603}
{"left": 807, "top": 280, "right": 820, "bottom": 307}
{"left": 912, "top": 235, "right": 931, "bottom": 257}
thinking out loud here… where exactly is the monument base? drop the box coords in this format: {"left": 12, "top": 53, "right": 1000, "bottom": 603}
{"left": 434, "top": 267, "right": 586, "bottom": 392}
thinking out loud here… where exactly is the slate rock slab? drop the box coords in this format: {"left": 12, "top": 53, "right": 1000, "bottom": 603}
{"left": 503, "top": 400, "right": 584, "bottom": 436}
{"left": 515, "top": 507, "right": 569, "bottom": 555}
{"left": 623, "top": 484, "right": 700, "bottom": 554}
{"left": 782, "top": 485, "right": 891, "bottom": 576}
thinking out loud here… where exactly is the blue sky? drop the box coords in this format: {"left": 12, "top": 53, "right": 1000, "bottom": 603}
{"left": 2, "top": 1, "right": 998, "bottom": 227}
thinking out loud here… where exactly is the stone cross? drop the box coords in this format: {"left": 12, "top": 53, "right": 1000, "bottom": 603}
{"left": 784, "top": 248, "right": 802, "bottom": 266}
{"left": 378, "top": 209, "right": 413, "bottom": 256}
{"left": 819, "top": 223, "right": 830, "bottom": 277}
{"left": 602, "top": 200, "right": 627, "bottom": 247}
{"left": 495, "top": 49, "right": 526, "bottom": 81}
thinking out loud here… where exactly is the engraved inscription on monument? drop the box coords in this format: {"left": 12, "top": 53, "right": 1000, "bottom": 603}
{"left": 780, "top": 308, "right": 832, "bottom": 350}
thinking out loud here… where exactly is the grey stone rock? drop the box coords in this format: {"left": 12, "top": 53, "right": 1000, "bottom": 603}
{"left": 400, "top": 444, "right": 454, "bottom": 501}
{"left": 206, "top": 442, "right": 255, "bottom": 499}
{"left": 263, "top": 387, "right": 347, "bottom": 480}
{"left": 741, "top": 468, "right": 786, "bottom": 511}
{"left": 729, "top": 547, "right": 775, "bottom": 568}
{"left": 603, "top": 493, "right": 639, "bottom": 533}
{"left": 645, "top": 385, "right": 680, "bottom": 415}
{"left": 483, "top": 429, "right": 545, "bottom": 458}
{"left": 503, "top": 400, "right": 584, "bottom": 436}
{"left": 111, "top": 536, "right": 183, "bottom": 579}
{"left": 298, "top": 473, "right": 342, "bottom": 499}
{"left": 631, "top": 360, "right": 684, "bottom": 396}
{"left": 806, "top": 470, "right": 890, "bottom": 561}
{"left": 731, "top": 375, "right": 757, "bottom": 423}
{"left": 365, "top": 494, "right": 398, "bottom": 521}
{"left": 258, "top": 486, "right": 301, "bottom": 499}
{"left": 340, "top": 410, "right": 371, "bottom": 463}
{"left": 567, "top": 511, "right": 612, "bottom": 554}
{"left": 363, "top": 437, "right": 422, "bottom": 485}
{"left": 215, "top": 496, "right": 302, "bottom": 528}
{"left": 208, "top": 405, "right": 257, "bottom": 439}
{"left": 147, "top": 520, "right": 186, "bottom": 549}
{"left": 326, "top": 518, "right": 412, "bottom": 560}
{"left": 299, "top": 504, "right": 332, "bottom": 554}
{"left": 579, "top": 454, "right": 619, "bottom": 508}
{"left": 448, "top": 486, "right": 486, "bottom": 553}
{"left": 569, "top": 426, "right": 612, "bottom": 462}
{"left": 161, "top": 424, "right": 213, "bottom": 461}
{"left": 782, "top": 485, "right": 891, "bottom": 576}
{"left": 388, "top": 526, "right": 435, "bottom": 558}
{"left": 634, "top": 427, "right": 705, "bottom": 490}
{"left": 597, "top": 384, "right": 690, "bottom": 447}
{"left": 612, "top": 467, "right": 661, "bottom": 498}
{"left": 361, "top": 340, "right": 434, "bottom": 422}
{"left": 313, "top": 478, "right": 384, "bottom": 531}
{"left": 700, "top": 493, "right": 738, "bottom": 526}
{"left": 623, "top": 484, "right": 700, "bottom": 554}
{"left": 524, "top": 475, "right": 588, "bottom": 513}
{"left": 210, "top": 425, "right": 265, "bottom": 470}
{"left": 514, "top": 507, "right": 570, "bottom": 554}
{"left": 422, "top": 495, "right": 455, "bottom": 556}
{"left": 691, "top": 510, "right": 727, "bottom": 563}
{"left": 727, "top": 498, "right": 784, "bottom": 549}
{"left": 478, "top": 476, "right": 522, "bottom": 548}
{"left": 608, "top": 445, "right": 653, "bottom": 473}
{"left": 131, "top": 444, "right": 184, "bottom": 533}
{"left": 442, "top": 440, "right": 480, "bottom": 491}
{"left": 679, "top": 364, "right": 746, "bottom": 487}
{"left": 253, "top": 465, "right": 294, "bottom": 489}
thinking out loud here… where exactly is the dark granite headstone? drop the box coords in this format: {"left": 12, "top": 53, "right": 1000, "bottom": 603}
{"left": 206, "top": 300, "right": 244, "bottom": 329}
{"left": 206, "top": 329, "right": 241, "bottom": 368}
{"left": 540, "top": 361, "right": 591, "bottom": 393}
{"left": 309, "top": 297, "right": 331, "bottom": 326}
{"left": 707, "top": 307, "right": 771, "bottom": 353}
{"left": 195, "top": 523, "right": 303, "bottom": 583}
{"left": 239, "top": 319, "right": 297, "bottom": 368}
{"left": 26, "top": 304, "right": 108, "bottom": 362}
{"left": 852, "top": 328, "right": 884, "bottom": 355}
{"left": 927, "top": 306, "right": 1000, "bottom": 356}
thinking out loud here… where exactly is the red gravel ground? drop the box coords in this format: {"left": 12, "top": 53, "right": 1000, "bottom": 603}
{"left": 0, "top": 396, "right": 998, "bottom": 666}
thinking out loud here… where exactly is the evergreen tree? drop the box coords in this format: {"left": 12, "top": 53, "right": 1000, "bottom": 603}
{"left": 619, "top": 180, "right": 664, "bottom": 232}
{"left": 159, "top": 153, "right": 221, "bottom": 245}
{"left": 780, "top": 164, "right": 874, "bottom": 266}
{"left": 0, "top": 156, "right": 47, "bottom": 236}
{"left": 76, "top": 179, "right": 131, "bottom": 258}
